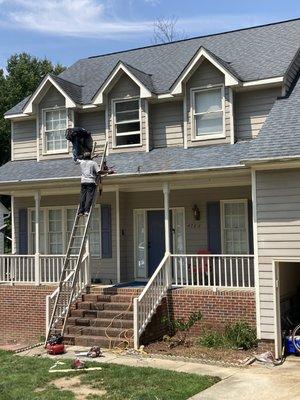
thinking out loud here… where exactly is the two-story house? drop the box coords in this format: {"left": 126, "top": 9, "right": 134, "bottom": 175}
{"left": 0, "top": 18, "right": 300, "bottom": 356}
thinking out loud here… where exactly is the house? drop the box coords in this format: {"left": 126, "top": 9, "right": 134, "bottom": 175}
{"left": 0, "top": 202, "right": 9, "bottom": 254}
{"left": 0, "top": 18, "right": 300, "bottom": 356}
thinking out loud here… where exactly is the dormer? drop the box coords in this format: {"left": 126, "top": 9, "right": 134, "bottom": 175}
{"left": 92, "top": 61, "right": 154, "bottom": 153}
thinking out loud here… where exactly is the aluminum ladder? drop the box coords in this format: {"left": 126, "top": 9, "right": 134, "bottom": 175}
{"left": 45, "top": 141, "right": 108, "bottom": 343}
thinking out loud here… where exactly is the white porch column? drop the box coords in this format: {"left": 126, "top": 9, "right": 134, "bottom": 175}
{"left": 11, "top": 196, "right": 16, "bottom": 254}
{"left": 34, "top": 191, "right": 41, "bottom": 285}
{"left": 163, "top": 183, "right": 172, "bottom": 287}
{"left": 163, "top": 183, "right": 170, "bottom": 253}
{"left": 116, "top": 187, "right": 121, "bottom": 283}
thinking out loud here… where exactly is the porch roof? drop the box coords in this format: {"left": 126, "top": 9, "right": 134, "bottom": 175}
{"left": 0, "top": 142, "right": 251, "bottom": 184}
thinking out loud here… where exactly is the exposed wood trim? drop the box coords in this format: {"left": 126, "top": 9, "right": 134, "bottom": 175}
{"left": 241, "top": 76, "right": 284, "bottom": 87}
{"left": 228, "top": 87, "right": 235, "bottom": 144}
{"left": 183, "top": 82, "right": 188, "bottom": 149}
{"left": 145, "top": 99, "right": 150, "bottom": 152}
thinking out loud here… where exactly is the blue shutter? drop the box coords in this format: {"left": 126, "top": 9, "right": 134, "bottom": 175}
{"left": 207, "top": 202, "right": 221, "bottom": 254}
{"left": 101, "top": 205, "right": 112, "bottom": 258}
{"left": 19, "top": 209, "right": 28, "bottom": 254}
{"left": 248, "top": 200, "right": 254, "bottom": 254}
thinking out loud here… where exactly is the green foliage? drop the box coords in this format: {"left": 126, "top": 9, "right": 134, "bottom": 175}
{"left": 0, "top": 53, "right": 65, "bottom": 166}
{"left": 162, "top": 311, "right": 202, "bottom": 346}
{"left": 225, "top": 321, "right": 258, "bottom": 350}
{"left": 198, "top": 330, "right": 226, "bottom": 348}
{"left": 0, "top": 350, "right": 219, "bottom": 399}
{"left": 198, "top": 321, "right": 258, "bottom": 350}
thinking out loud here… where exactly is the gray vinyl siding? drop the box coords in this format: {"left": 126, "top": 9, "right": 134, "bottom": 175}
{"left": 13, "top": 192, "right": 117, "bottom": 283}
{"left": 76, "top": 110, "right": 106, "bottom": 151}
{"left": 38, "top": 86, "right": 69, "bottom": 160}
{"left": 235, "top": 87, "right": 281, "bottom": 140}
{"left": 150, "top": 101, "right": 183, "bottom": 148}
{"left": 256, "top": 169, "right": 300, "bottom": 339}
{"left": 12, "top": 119, "right": 37, "bottom": 160}
{"left": 120, "top": 186, "right": 251, "bottom": 281}
{"left": 186, "top": 60, "right": 232, "bottom": 147}
{"left": 107, "top": 74, "right": 147, "bottom": 153}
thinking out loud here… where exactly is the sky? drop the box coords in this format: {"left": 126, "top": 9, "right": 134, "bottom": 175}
{"left": 0, "top": 0, "right": 299, "bottom": 70}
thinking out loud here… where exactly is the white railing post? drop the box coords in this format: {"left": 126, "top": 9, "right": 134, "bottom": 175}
{"left": 165, "top": 252, "right": 172, "bottom": 288}
{"left": 85, "top": 237, "right": 91, "bottom": 286}
{"left": 133, "top": 297, "right": 139, "bottom": 350}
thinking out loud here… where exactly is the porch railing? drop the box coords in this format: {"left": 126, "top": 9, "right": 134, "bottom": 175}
{"left": 133, "top": 252, "right": 171, "bottom": 349}
{"left": 0, "top": 254, "right": 76, "bottom": 284}
{"left": 133, "top": 252, "right": 255, "bottom": 349}
{"left": 45, "top": 255, "right": 89, "bottom": 335}
{"left": 171, "top": 254, "right": 255, "bottom": 289}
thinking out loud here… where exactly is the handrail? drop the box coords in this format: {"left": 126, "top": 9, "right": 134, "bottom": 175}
{"left": 133, "top": 252, "right": 171, "bottom": 349}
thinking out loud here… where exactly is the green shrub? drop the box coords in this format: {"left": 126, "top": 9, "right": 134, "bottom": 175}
{"left": 162, "top": 311, "right": 202, "bottom": 346}
{"left": 225, "top": 321, "right": 258, "bottom": 350}
{"left": 198, "top": 331, "right": 226, "bottom": 348}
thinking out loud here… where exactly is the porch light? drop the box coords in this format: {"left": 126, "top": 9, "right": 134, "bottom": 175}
{"left": 192, "top": 204, "right": 200, "bottom": 221}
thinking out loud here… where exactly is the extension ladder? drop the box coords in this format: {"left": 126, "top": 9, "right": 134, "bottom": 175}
{"left": 45, "top": 142, "right": 108, "bottom": 343}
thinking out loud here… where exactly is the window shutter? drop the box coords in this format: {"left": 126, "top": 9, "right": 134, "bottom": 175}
{"left": 207, "top": 202, "right": 221, "bottom": 254}
{"left": 248, "top": 200, "right": 254, "bottom": 254}
{"left": 19, "top": 209, "right": 28, "bottom": 254}
{"left": 101, "top": 205, "right": 112, "bottom": 258}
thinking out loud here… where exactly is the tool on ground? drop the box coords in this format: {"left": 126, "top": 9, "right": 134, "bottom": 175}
{"left": 75, "top": 346, "right": 102, "bottom": 358}
{"left": 45, "top": 334, "right": 65, "bottom": 355}
{"left": 45, "top": 142, "right": 110, "bottom": 344}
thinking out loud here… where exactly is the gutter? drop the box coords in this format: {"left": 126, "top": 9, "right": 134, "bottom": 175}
{"left": 0, "top": 163, "right": 247, "bottom": 186}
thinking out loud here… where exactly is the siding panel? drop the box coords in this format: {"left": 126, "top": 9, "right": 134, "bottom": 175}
{"left": 235, "top": 87, "right": 281, "bottom": 140}
{"left": 13, "top": 119, "right": 37, "bottom": 160}
{"left": 256, "top": 169, "right": 300, "bottom": 340}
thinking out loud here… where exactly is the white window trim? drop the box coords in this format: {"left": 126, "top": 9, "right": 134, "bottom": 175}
{"left": 28, "top": 205, "right": 102, "bottom": 258}
{"left": 42, "top": 107, "right": 69, "bottom": 155}
{"left": 190, "top": 84, "right": 226, "bottom": 141}
{"left": 112, "top": 97, "right": 142, "bottom": 149}
{"left": 220, "top": 199, "right": 249, "bottom": 255}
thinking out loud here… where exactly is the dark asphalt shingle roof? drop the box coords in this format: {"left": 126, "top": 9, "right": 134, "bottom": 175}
{"left": 50, "top": 74, "right": 83, "bottom": 104}
{"left": 6, "top": 18, "right": 300, "bottom": 115}
{"left": 0, "top": 142, "right": 251, "bottom": 183}
{"left": 242, "top": 74, "right": 300, "bottom": 161}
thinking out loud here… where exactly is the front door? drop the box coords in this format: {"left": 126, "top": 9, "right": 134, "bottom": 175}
{"left": 147, "top": 210, "right": 165, "bottom": 277}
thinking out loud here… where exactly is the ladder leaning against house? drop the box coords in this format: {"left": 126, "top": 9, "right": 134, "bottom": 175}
{"left": 45, "top": 141, "right": 108, "bottom": 343}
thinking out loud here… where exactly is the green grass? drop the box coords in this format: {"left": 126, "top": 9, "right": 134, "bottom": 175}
{"left": 0, "top": 350, "right": 219, "bottom": 400}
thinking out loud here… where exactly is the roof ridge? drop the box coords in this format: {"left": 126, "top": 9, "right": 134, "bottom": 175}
{"left": 85, "top": 17, "right": 300, "bottom": 60}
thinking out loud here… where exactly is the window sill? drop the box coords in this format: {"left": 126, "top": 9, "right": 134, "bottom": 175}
{"left": 42, "top": 150, "right": 69, "bottom": 156}
{"left": 112, "top": 143, "right": 143, "bottom": 149}
{"left": 191, "top": 133, "right": 226, "bottom": 141}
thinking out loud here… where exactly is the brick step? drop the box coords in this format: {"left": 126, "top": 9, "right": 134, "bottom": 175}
{"left": 66, "top": 325, "right": 133, "bottom": 338}
{"left": 83, "top": 294, "right": 136, "bottom": 303}
{"left": 77, "top": 302, "right": 133, "bottom": 312}
{"left": 65, "top": 334, "right": 131, "bottom": 348}
{"left": 67, "top": 317, "right": 133, "bottom": 329}
{"left": 70, "top": 309, "right": 134, "bottom": 319}
{"left": 89, "top": 286, "right": 142, "bottom": 296}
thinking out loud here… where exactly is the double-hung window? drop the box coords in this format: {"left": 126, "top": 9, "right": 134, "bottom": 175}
{"left": 192, "top": 86, "right": 224, "bottom": 140}
{"left": 44, "top": 109, "right": 68, "bottom": 153}
{"left": 114, "top": 99, "right": 141, "bottom": 147}
{"left": 221, "top": 200, "right": 249, "bottom": 254}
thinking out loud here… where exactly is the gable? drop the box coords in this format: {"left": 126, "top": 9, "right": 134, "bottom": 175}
{"left": 186, "top": 59, "right": 224, "bottom": 89}
{"left": 39, "top": 85, "right": 66, "bottom": 109}
{"left": 108, "top": 73, "right": 140, "bottom": 99}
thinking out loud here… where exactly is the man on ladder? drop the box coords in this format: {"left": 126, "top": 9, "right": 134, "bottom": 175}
{"left": 75, "top": 152, "right": 100, "bottom": 216}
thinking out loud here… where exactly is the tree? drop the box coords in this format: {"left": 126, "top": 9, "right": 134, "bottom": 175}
{"left": 153, "top": 16, "right": 188, "bottom": 44}
{"left": 0, "top": 53, "right": 65, "bottom": 166}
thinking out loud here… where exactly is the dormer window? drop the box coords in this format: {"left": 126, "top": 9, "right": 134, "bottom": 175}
{"left": 191, "top": 85, "right": 225, "bottom": 140}
{"left": 113, "top": 98, "right": 141, "bottom": 147}
{"left": 43, "top": 108, "right": 68, "bottom": 153}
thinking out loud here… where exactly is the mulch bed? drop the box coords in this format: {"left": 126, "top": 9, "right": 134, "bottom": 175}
{"left": 144, "top": 339, "right": 262, "bottom": 366}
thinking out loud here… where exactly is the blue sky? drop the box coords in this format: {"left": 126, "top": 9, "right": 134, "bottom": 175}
{"left": 0, "top": 0, "right": 299, "bottom": 70}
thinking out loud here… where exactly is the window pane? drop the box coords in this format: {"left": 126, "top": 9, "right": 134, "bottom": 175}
{"left": 195, "top": 89, "right": 222, "bottom": 114}
{"left": 195, "top": 112, "right": 223, "bottom": 135}
{"left": 45, "top": 109, "right": 68, "bottom": 151}
{"left": 116, "top": 100, "right": 139, "bottom": 113}
{"left": 116, "top": 134, "right": 140, "bottom": 146}
{"left": 223, "top": 202, "right": 248, "bottom": 254}
{"left": 116, "top": 121, "right": 140, "bottom": 134}
{"left": 116, "top": 110, "right": 139, "bottom": 123}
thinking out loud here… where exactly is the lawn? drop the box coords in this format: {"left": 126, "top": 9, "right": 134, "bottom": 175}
{"left": 0, "top": 350, "right": 219, "bottom": 400}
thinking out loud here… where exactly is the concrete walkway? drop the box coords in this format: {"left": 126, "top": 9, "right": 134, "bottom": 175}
{"left": 17, "top": 345, "right": 300, "bottom": 400}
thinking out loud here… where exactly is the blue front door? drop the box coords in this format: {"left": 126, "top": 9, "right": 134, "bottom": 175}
{"left": 147, "top": 210, "right": 165, "bottom": 277}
